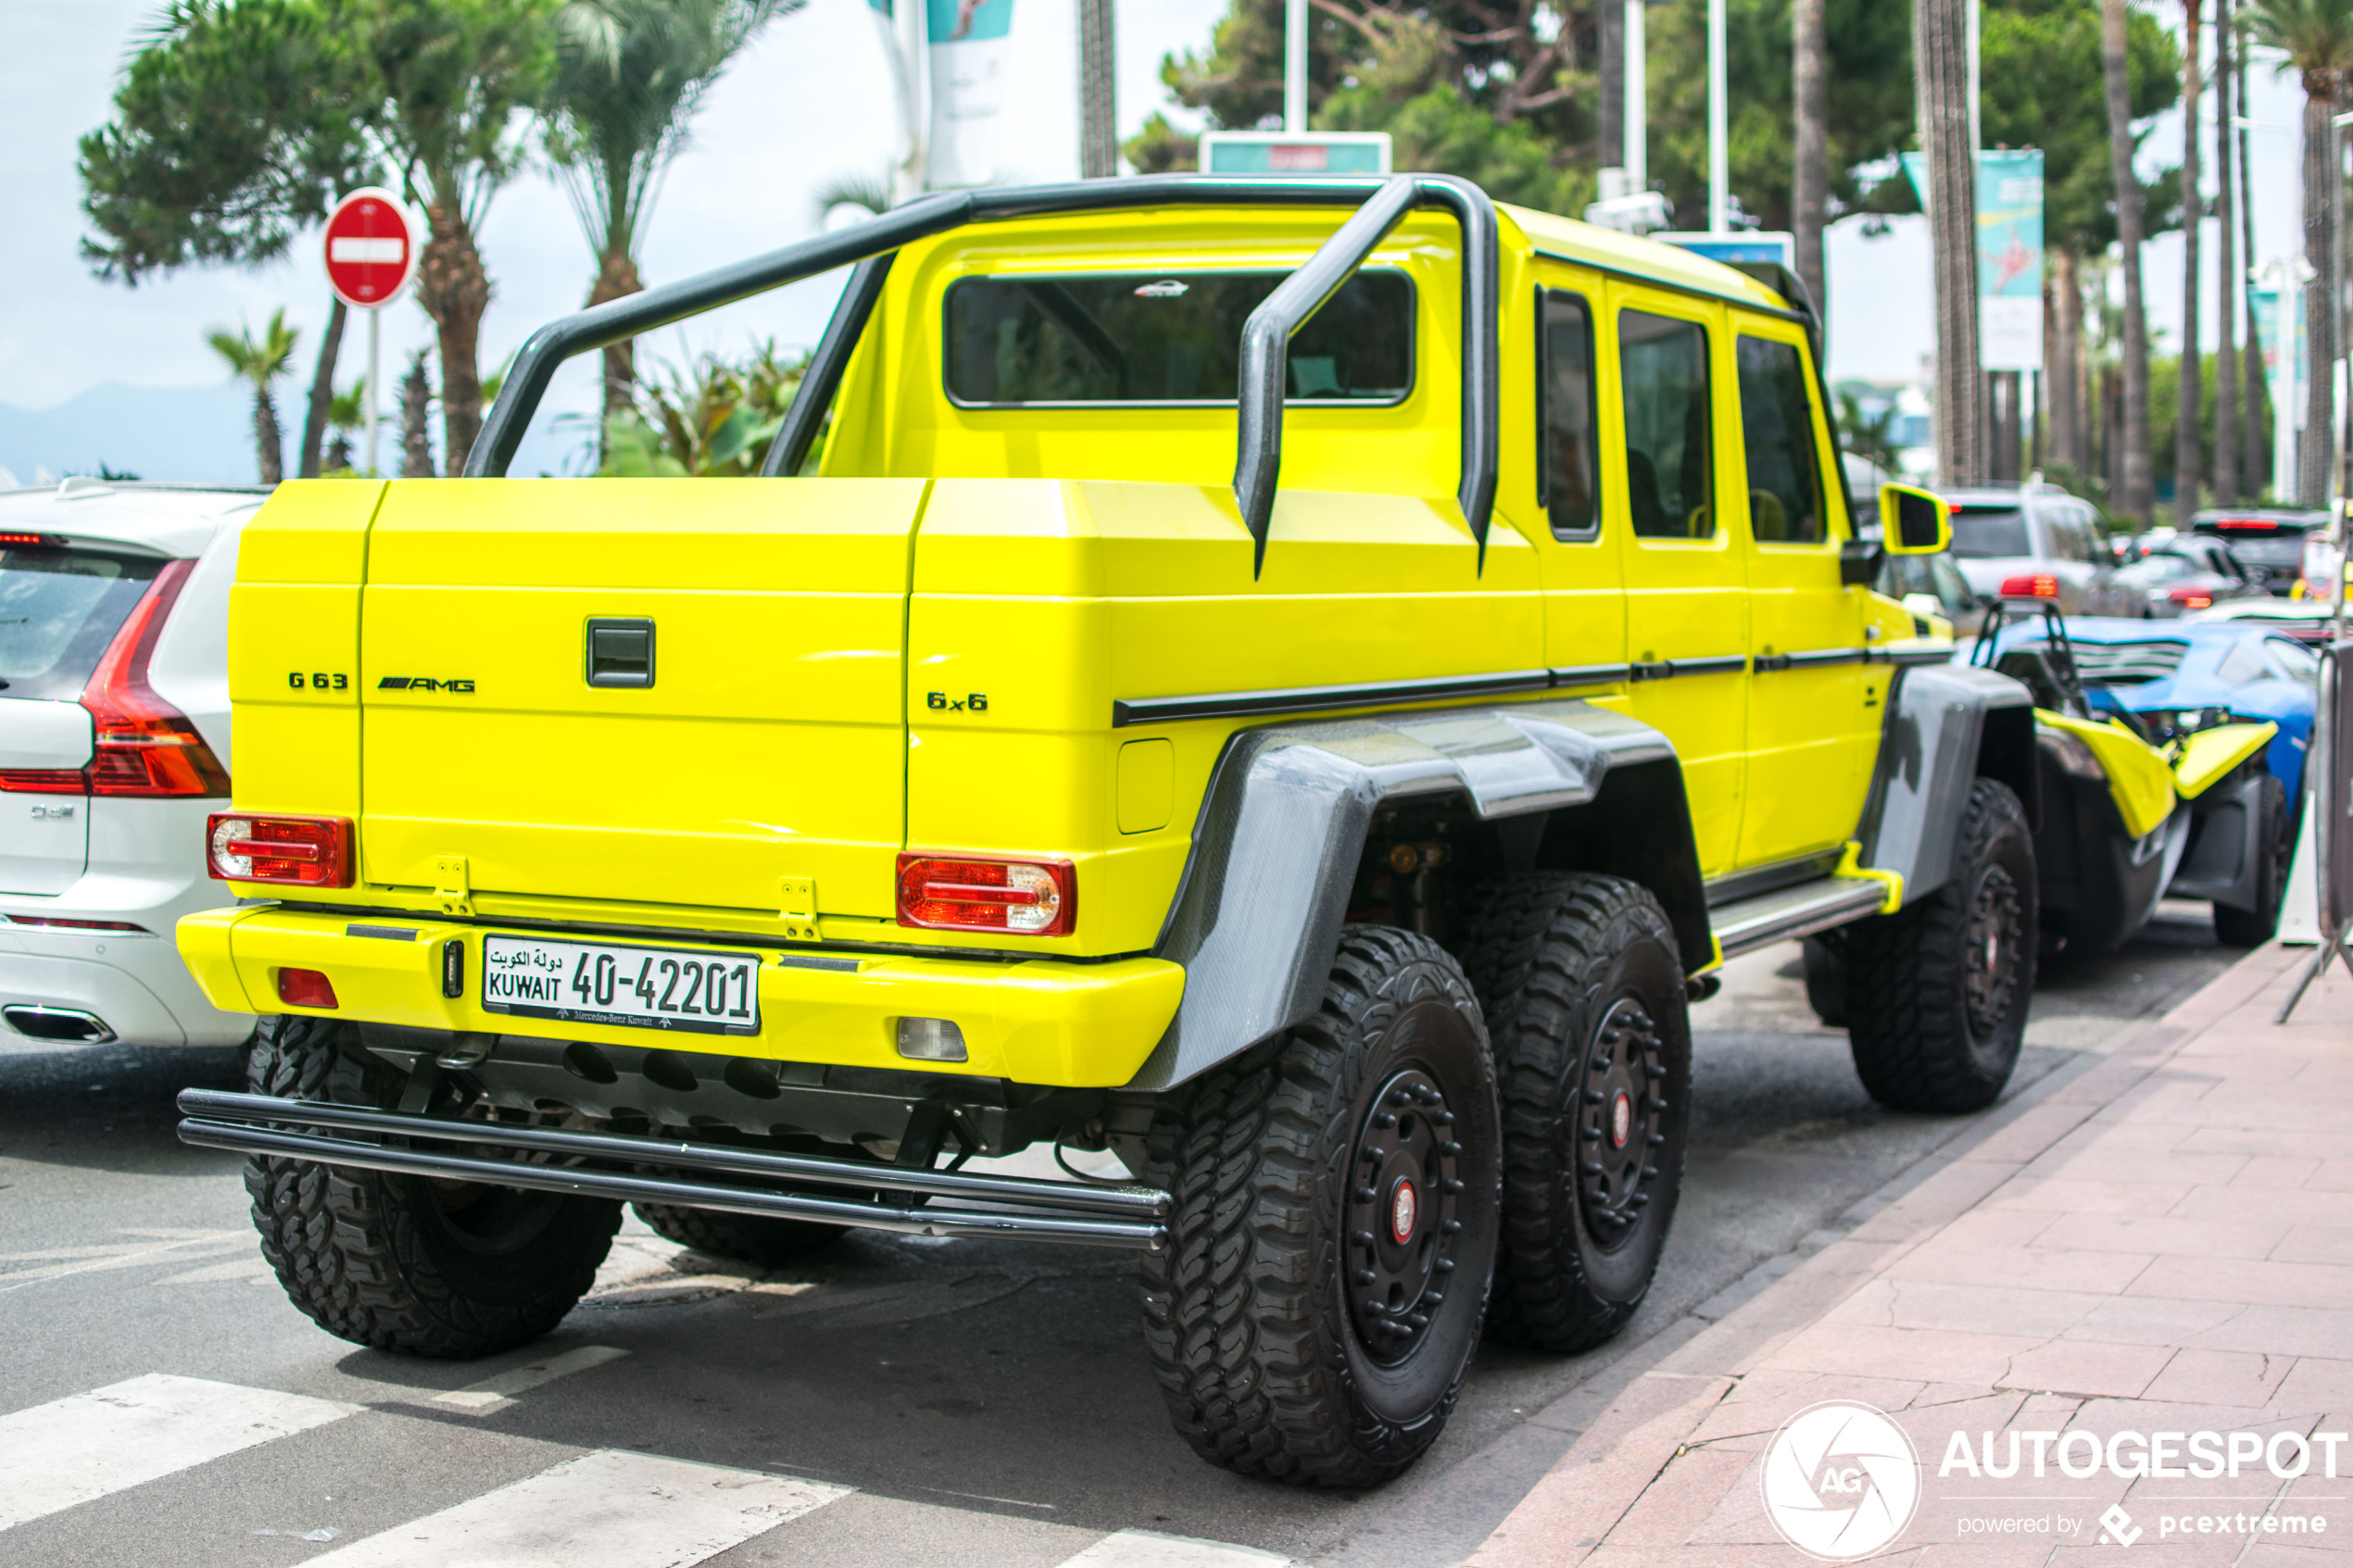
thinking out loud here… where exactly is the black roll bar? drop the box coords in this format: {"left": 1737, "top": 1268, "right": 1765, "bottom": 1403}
{"left": 464, "top": 173, "right": 1500, "bottom": 571}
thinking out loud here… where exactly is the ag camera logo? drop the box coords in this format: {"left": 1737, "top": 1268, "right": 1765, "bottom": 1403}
{"left": 1761, "top": 1400, "right": 1921, "bottom": 1560}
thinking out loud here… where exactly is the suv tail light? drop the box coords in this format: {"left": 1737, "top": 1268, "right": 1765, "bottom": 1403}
{"left": 2169, "top": 586, "right": 2215, "bottom": 609}
{"left": 1999, "top": 573, "right": 2060, "bottom": 599}
{"left": 208, "top": 813, "right": 355, "bottom": 887}
{"left": 896, "top": 854, "right": 1075, "bottom": 935}
{"left": 275, "top": 969, "right": 338, "bottom": 1009}
{"left": 0, "top": 558, "right": 231, "bottom": 797}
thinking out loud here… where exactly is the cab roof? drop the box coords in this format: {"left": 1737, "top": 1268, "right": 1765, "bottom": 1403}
{"left": 1499, "top": 204, "right": 1798, "bottom": 317}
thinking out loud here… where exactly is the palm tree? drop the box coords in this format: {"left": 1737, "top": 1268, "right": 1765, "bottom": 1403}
{"left": 2216, "top": 0, "right": 2240, "bottom": 505}
{"left": 1918, "top": 0, "right": 1982, "bottom": 485}
{"left": 2101, "top": 0, "right": 2155, "bottom": 524}
{"left": 324, "top": 380, "right": 365, "bottom": 472}
{"left": 207, "top": 309, "right": 300, "bottom": 483}
{"left": 2244, "top": 0, "right": 2353, "bottom": 505}
{"left": 2175, "top": 0, "right": 2204, "bottom": 525}
{"left": 543, "top": 0, "right": 796, "bottom": 415}
{"left": 1792, "top": 0, "right": 1829, "bottom": 313}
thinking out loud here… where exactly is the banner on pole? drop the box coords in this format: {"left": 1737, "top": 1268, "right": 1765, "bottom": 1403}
{"left": 1900, "top": 149, "right": 2045, "bottom": 370}
{"left": 925, "top": 0, "right": 1015, "bottom": 189}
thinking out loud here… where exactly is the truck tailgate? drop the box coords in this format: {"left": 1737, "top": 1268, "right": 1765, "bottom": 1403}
{"left": 358, "top": 479, "right": 925, "bottom": 918}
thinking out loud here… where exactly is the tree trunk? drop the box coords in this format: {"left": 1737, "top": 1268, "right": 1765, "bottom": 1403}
{"left": 587, "top": 245, "right": 645, "bottom": 416}
{"left": 2052, "top": 247, "right": 2083, "bottom": 470}
{"left": 2300, "top": 74, "right": 2337, "bottom": 507}
{"left": 1077, "top": 0, "right": 1117, "bottom": 177}
{"left": 1599, "top": 0, "right": 1624, "bottom": 180}
{"left": 400, "top": 351, "right": 436, "bottom": 479}
{"left": 297, "top": 296, "right": 348, "bottom": 480}
{"left": 2101, "top": 0, "right": 2154, "bottom": 523}
{"left": 2173, "top": 0, "right": 2201, "bottom": 525}
{"left": 1792, "top": 0, "right": 1829, "bottom": 314}
{"left": 2213, "top": 0, "right": 2238, "bottom": 507}
{"left": 1917, "top": 0, "right": 1981, "bottom": 487}
{"left": 2241, "top": 66, "right": 2268, "bottom": 498}
{"left": 253, "top": 386, "right": 284, "bottom": 486}
{"left": 415, "top": 195, "right": 490, "bottom": 475}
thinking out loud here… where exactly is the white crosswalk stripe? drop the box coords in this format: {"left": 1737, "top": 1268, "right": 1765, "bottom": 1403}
{"left": 301, "top": 1448, "right": 852, "bottom": 1567}
{"left": 1055, "top": 1529, "right": 1294, "bottom": 1567}
{"left": 429, "top": 1343, "right": 630, "bottom": 1413}
{"left": 0, "top": 1373, "right": 359, "bottom": 1531}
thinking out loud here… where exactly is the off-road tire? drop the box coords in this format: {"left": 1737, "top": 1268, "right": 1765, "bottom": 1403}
{"left": 1453, "top": 873, "right": 1692, "bottom": 1355}
{"left": 631, "top": 1203, "right": 845, "bottom": 1264}
{"left": 1843, "top": 778, "right": 2038, "bottom": 1112}
{"left": 2212, "top": 773, "right": 2292, "bottom": 948}
{"left": 244, "top": 1015, "right": 622, "bottom": 1358}
{"left": 1800, "top": 935, "right": 1848, "bottom": 1029}
{"left": 1139, "top": 927, "right": 1502, "bottom": 1486}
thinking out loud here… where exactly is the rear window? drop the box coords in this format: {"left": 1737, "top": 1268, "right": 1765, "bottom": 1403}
{"left": 0, "top": 546, "right": 162, "bottom": 701}
{"left": 2224, "top": 535, "right": 2305, "bottom": 567}
{"left": 1949, "top": 508, "right": 2030, "bottom": 558}
{"left": 942, "top": 270, "right": 1415, "bottom": 407}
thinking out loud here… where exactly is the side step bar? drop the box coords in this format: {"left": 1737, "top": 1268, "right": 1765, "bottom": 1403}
{"left": 1709, "top": 876, "right": 1889, "bottom": 960}
{"left": 177, "top": 1089, "right": 1170, "bottom": 1251}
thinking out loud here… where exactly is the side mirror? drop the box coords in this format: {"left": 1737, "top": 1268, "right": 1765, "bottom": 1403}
{"left": 1880, "top": 483, "right": 1951, "bottom": 554}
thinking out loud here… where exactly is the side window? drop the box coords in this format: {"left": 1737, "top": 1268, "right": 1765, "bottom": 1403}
{"left": 1537, "top": 289, "right": 1600, "bottom": 540}
{"left": 1618, "top": 309, "right": 1713, "bottom": 539}
{"left": 1733, "top": 334, "right": 1824, "bottom": 543}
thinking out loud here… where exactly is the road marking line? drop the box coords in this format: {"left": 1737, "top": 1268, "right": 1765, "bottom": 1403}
{"left": 0, "top": 1374, "right": 359, "bottom": 1532}
{"left": 429, "top": 1344, "right": 629, "bottom": 1412}
{"left": 303, "top": 1449, "right": 851, "bottom": 1567}
{"left": 1056, "top": 1529, "right": 1295, "bottom": 1567}
{"left": 0, "top": 1233, "right": 248, "bottom": 1294}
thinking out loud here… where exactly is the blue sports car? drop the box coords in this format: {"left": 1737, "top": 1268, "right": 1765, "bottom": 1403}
{"left": 2003, "top": 618, "right": 2318, "bottom": 800}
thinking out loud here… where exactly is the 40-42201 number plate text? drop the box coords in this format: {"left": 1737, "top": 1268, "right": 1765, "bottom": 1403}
{"left": 480, "top": 934, "right": 761, "bottom": 1035}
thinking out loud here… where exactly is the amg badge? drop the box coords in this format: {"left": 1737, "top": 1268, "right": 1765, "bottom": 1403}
{"left": 378, "top": 676, "right": 476, "bottom": 693}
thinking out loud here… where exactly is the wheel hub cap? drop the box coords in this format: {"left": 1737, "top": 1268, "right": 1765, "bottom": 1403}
{"left": 1577, "top": 998, "right": 1667, "bottom": 1248}
{"left": 1963, "top": 865, "right": 2022, "bottom": 1040}
{"left": 1345, "top": 1068, "right": 1462, "bottom": 1365}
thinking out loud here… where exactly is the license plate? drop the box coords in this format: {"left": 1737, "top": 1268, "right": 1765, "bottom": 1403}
{"left": 481, "top": 934, "right": 761, "bottom": 1035}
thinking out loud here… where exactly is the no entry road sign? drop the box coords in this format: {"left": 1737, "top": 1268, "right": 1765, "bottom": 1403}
{"left": 322, "top": 187, "right": 417, "bottom": 309}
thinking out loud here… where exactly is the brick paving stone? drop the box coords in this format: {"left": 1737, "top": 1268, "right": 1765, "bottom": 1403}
{"left": 2308, "top": 1160, "right": 2353, "bottom": 1193}
{"left": 2233, "top": 1157, "right": 2331, "bottom": 1189}
{"left": 2059, "top": 1296, "right": 2250, "bottom": 1346}
{"left": 2274, "top": 1225, "right": 2353, "bottom": 1265}
{"left": 2172, "top": 1187, "right": 2353, "bottom": 1226}
{"left": 1984, "top": 1176, "right": 2194, "bottom": 1217}
{"left": 1756, "top": 1321, "right": 2045, "bottom": 1386}
{"left": 2174, "top": 1304, "right": 2353, "bottom": 1360}
{"left": 1887, "top": 1242, "right": 2156, "bottom": 1296}
{"left": 2129, "top": 1258, "right": 2353, "bottom": 1312}
{"left": 2180, "top": 1127, "right": 2350, "bottom": 1159}
{"left": 2137, "top": 1348, "right": 2296, "bottom": 1409}
{"left": 1830, "top": 1279, "right": 2108, "bottom": 1340}
{"left": 1997, "top": 1339, "right": 2177, "bottom": 1399}
{"left": 2030, "top": 1212, "right": 2290, "bottom": 1261}
{"left": 1605, "top": 1447, "right": 1759, "bottom": 1545}
{"left": 2272, "top": 1359, "right": 2353, "bottom": 1415}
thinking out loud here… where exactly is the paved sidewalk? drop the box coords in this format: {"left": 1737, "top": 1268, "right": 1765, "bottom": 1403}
{"left": 1466, "top": 944, "right": 2353, "bottom": 1566}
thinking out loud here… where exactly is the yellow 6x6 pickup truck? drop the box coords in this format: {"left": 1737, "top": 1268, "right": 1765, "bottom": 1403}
{"left": 176, "top": 174, "right": 2039, "bottom": 1486}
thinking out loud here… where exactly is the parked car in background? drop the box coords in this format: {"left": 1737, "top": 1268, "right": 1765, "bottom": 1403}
{"left": 2192, "top": 508, "right": 2329, "bottom": 596}
{"left": 2187, "top": 597, "right": 2342, "bottom": 646}
{"left": 1877, "top": 545, "right": 1987, "bottom": 635}
{"left": 0, "top": 478, "right": 261, "bottom": 1048}
{"left": 2112, "top": 535, "right": 2263, "bottom": 618}
{"left": 1944, "top": 482, "right": 2132, "bottom": 617}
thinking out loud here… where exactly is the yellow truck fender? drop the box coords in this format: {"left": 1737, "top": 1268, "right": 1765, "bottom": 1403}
{"left": 2171, "top": 721, "right": 2280, "bottom": 800}
{"left": 1126, "top": 698, "right": 1698, "bottom": 1090}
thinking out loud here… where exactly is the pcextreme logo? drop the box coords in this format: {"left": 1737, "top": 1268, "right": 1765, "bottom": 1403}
{"left": 1760, "top": 1400, "right": 1922, "bottom": 1561}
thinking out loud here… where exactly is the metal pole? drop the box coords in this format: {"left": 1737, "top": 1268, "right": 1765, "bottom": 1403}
{"left": 1077, "top": 0, "right": 1116, "bottom": 179}
{"left": 1967, "top": 0, "right": 1982, "bottom": 154}
{"left": 363, "top": 307, "right": 380, "bottom": 477}
{"left": 1708, "top": 0, "right": 1728, "bottom": 231}
{"left": 1285, "top": 0, "right": 1307, "bottom": 134}
{"left": 1626, "top": 0, "right": 1647, "bottom": 190}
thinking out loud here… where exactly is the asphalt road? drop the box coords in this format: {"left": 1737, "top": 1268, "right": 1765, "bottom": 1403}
{"left": 0, "top": 909, "right": 2241, "bottom": 1568}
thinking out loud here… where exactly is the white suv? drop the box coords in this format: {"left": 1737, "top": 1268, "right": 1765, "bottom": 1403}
{"left": 0, "top": 478, "right": 262, "bottom": 1047}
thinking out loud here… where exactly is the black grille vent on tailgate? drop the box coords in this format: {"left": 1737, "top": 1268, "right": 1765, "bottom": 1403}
{"left": 2065, "top": 641, "right": 2188, "bottom": 684}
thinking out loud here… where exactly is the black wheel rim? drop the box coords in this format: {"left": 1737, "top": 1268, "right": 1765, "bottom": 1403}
{"left": 1344, "top": 1068, "right": 1463, "bottom": 1365}
{"left": 1963, "top": 865, "right": 2023, "bottom": 1040}
{"left": 1576, "top": 997, "right": 1667, "bottom": 1249}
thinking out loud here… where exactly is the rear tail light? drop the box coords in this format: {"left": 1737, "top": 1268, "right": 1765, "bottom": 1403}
{"left": 1999, "top": 573, "right": 2060, "bottom": 598}
{"left": 896, "top": 854, "right": 1075, "bottom": 936}
{"left": 2169, "top": 587, "right": 2214, "bottom": 609}
{"left": 275, "top": 968, "right": 338, "bottom": 1009}
{"left": 0, "top": 914, "right": 152, "bottom": 934}
{"left": 208, "top": 813, "right": 354, "bottom": 887}
{"left": 0, "top": 558, "right": 231, "bottom": 798}
{"left": 0, "top": 532, "right": 65, "bottom": 547}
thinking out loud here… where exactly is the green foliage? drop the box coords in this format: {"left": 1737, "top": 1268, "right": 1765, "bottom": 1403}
{"left": 79, "top": 0, "right": 377, "bottom": 282}
{"left": 1981, "top": 0, "right": 2181, "bottom": 255}
{"left": 1122, "top": 112, "right": 1199, "bottom": 176}
{"left": 600, "top": 341, "right": 808, "bottom": 477}
{"left": 544, "top": 0, "right": 795, "bottom": 260}
{"left": 2241, "top": 0, "right": 2353, "bottom": 86}
{"left": 208, "top": 309, "right": 301, "bottom": 387}
{"left": 1836, "top": 390, "right": 1904, "bottom": 476}
{"left": 347, "top": 0, "right": 560, "bottom": 222}
{"left": 2150, "top": 352, "right": 2277, "bottom": 504}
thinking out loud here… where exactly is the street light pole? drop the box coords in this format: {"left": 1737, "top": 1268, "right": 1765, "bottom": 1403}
{"left": 1285, "top": 0, "right": 1307, "bottom": 134}
{"left": 363, "top": 308, "right": 380, "bottom": 477}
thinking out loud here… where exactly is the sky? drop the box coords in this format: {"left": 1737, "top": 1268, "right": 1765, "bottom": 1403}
{"left": 0, "top": 0, "right": 2317, "bottom": 470}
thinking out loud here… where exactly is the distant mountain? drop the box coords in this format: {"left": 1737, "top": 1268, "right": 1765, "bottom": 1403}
{"left": 0, "top": 382, "right": 262, "bottom": 486}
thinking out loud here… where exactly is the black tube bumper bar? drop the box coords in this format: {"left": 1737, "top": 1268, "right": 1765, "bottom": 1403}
{"left": 176, "top": 1089, "right": 1170, "bottom": 1251}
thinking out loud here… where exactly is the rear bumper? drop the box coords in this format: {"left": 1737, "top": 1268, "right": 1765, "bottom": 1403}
{"left": 174, "top": 905, "right": 1185, "bottom": 1088}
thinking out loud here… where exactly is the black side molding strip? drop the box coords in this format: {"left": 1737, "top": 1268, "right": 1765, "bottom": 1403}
{"left": 1549, "top": 662, "right": 1634, "bottom": 687}
{"left": 1754, "top": 647, "right": 1868, "bottom": 672}
{"left": 1868, "top": 647, "right": 1958, "bottom": 667}
{"left": 1114, "top": 668, "right": 1553, "bottom": 728}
